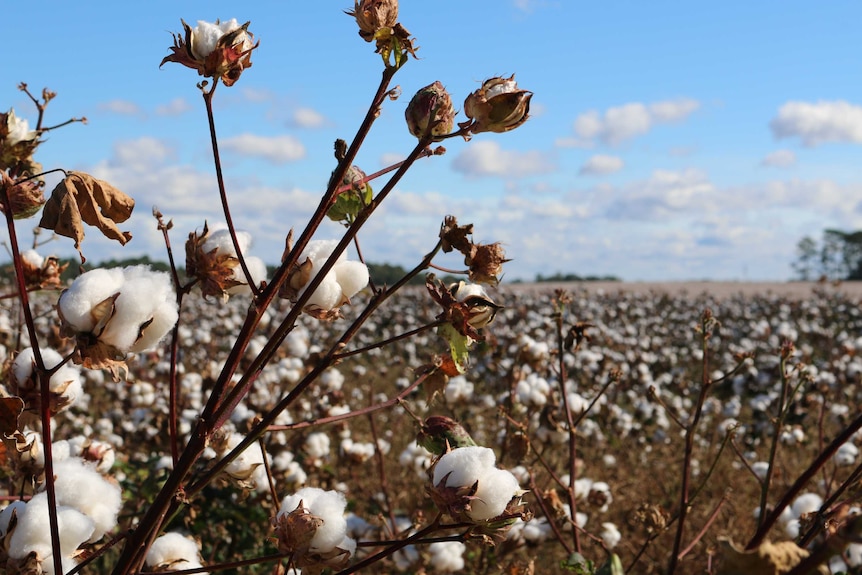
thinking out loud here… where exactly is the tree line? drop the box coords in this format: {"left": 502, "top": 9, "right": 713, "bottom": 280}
{"left": 793, "top": 229, "right": 862, "bottom": 281}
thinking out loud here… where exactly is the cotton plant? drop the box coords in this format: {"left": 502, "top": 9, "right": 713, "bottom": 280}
{"left": 273, "top": 487, "right": 356, "bottom": 572}
{"left": 57, "top": 265, "right": 178, "bottom": 374}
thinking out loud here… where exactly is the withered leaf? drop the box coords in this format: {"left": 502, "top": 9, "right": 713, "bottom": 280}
{"left": 39, "top": 171, "right": 135, "bottom": 259}
{"left": 0, "top": 396, "right": 24, "bottom": 435}
{"left": 717, "top": 538, "right": 829, "bottom": 575}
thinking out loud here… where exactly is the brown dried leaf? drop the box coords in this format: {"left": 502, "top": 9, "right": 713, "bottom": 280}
{"left": 39, "top": 171, "right": 134, "bottom": 259}
{"left": 0, "top": 396, "right": 24, "bottom": 435}
{"left": 717, "top": 538, "right": 829, "bottom": 575}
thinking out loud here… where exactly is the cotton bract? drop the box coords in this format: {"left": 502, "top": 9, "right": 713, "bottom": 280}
{"left": 201, "top": 228, "right": 267, "bottom": 295}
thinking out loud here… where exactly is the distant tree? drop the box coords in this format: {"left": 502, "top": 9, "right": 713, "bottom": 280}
{"left": 534, "top": 272, "right": 620, "bottom": 282}
{"left": 792, "top": 229, "right": 862, "bottom": 280}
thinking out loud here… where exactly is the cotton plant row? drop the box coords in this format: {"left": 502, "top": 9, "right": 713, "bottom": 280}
{"left": 0, "top": 1, "right": 544, "bottom": 574}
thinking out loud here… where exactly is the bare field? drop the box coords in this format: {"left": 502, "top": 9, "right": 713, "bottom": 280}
{"left": 502, "top": 280, "right": 862, "bottom": 300}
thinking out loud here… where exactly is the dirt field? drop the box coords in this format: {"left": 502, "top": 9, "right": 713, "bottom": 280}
{"left": 503, "top": 280, "right": 862, "bottom": 300}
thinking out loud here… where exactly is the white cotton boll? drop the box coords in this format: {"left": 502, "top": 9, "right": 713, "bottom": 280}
{"left": 784, "top": 518, "right": 800, "bottom": 539}
{"left": 99, "top": 266, "right": 177, "bottom": 352}
{"left": 791, "top": 493, "right": 822, "bottom": 518}
{"left": 8, "top": 493, "right": 95, "bottom": 567}
{"left": 222, "top": 432, "right": 264, "bottom": 481}
{"left": 278, "top": 487, "right": 349, "bottom": 553}
{"left": 240, "top": 256, "right": 267, "bottom": 290}
{"left": 433, "top": 446, "right": 521, "bottom": 521}
{"left": 21, "top": 249, "right": 44, "bottom": 267}
{"left": 471, "top": 466, "right": 520, "bottom": 521}
{"left": 305, "top": 432, "right": 331, "bottom": 459}
{"left": 50, "top": 457, "right": 122, "bottom": 541}
{"left": 433, "top": 446, "right": 496, "bottom": 488}
{"left": 751, "top": 461, "right": 769, "bottom": 480}
{"left": 846, "top": 542, "right": 862, "bottom": 567}
{"left": 58, "top": 268, "right": 125, "bottom": 332}
{"left": 600, "top": 522, "right": 621, "bottom": 549}
{"left": 13, "top": 348, "right": 83, "bottom": 400}
{"left": 146, "top": 532, "right": 202, "bottom": 568}
{"left": 334, "top": 260, "right": 369, "bottom": 299}
{"left": 305, "top": 276, "right": 343, "bottom": 310}
{"left": 834, "top": 442, "right": 859, "bottom": 466}
{"left": 429, "top": 541, "right": 466, "bottom": 572}
{"left": 320, "top": 368, "right": 345, "bottom": 391}
{"left": 444, "top": 376, "right": 474, "bottom": 402}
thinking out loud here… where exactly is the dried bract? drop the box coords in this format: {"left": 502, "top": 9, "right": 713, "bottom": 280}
{"left": 348, "top": 0, "right": 398, "bottom": 42}
{"left": 0, "top": 172, "right": 45, "bottom": 220}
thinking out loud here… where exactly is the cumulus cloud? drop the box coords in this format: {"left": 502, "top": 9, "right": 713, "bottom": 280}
{"left": 221, "top": 134, "right": 306, "bottom": 164}
{"left": 564, "top": 98, "right": 700, "bottom": 146}
{"left": 451, "top": 141, "right": 555, "bottom": 178}
{"left": 98, "top": 100, "right": 143, "bottom": 116}
{"left": 579, "top": 155, "right": 624, "bottom": 176}
{"left": 761, "top": 149, "right": 796, "bottom": 168}
{"left": 604, "top": 169, "right": 715, "bottom": 220}
{"left": 155, "top": 98, "right": 192, "bottom": 116}
{"left": 291, "top": 107, "right": 326, "bottom": 129}
{"left": 770, "top": 100, "right": 862, "bottom": 146}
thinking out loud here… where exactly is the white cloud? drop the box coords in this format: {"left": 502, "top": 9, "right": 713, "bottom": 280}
{"left": 760, "top": 149, "right": 797, "bottom": 168}
{"left": 770, "top": 100, "right": 862, "bottom": 146}
{"left": 451, "top": 141, "right": 555, "bottom": 178}
{"left": 291, "top": 107, "right": 326, "bottom": 128}
{"left": 98, "top": 100, "right": 143, "bottom": 116}
{"left": 155, "top": 98, "right": 192, "bottom": 116}
{"left": 111, "top": 137, "right": 175, "bottom": 167}
{"left": 379, "top": 152, "right": 405, "bottom": 167}
{"left": 579, "top": 155, "right": 624, "bottom": 176}
{"left": 221, "top": 134, "right": 306, "bottom": 164}
{"left": 567, "top": 98, "right": 700, "bottom": 146}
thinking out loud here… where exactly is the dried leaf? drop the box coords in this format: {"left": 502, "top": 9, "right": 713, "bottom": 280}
{"left": 717, "top": 538, "right": 829, "bottom": 575}
{"left": 39, "top": 171, "right": 134, "bottom": 259}
{"left": 0, "top": 396, "right": 24, "bottom": 435}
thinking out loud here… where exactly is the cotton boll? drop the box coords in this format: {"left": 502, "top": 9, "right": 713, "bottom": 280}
{"left": 57, "top": 268, "right": 125, "bottom": 332}
{"left": 428, "top": 541, "right": 466, "bottom": 572}
{"left": 221, "top": 432, "right": 264, "bottom": 481}
{"left": 834, "top": 442, "right": 859, "bottom": 466}
{"left": 8, "top": 493, "right": 95, "bottom": 568}
{"left": 278, "top": 487, "right": 349, "bottom": 554}
{"left": 791, "top": 493, "right": 823, "bottom": 518}
{"left": 471, "top": 466, "right": 521, "bottom": 521}
{"left": 334, "top": 260, "right": 369, "bottom": 299}
{"left": 600, "top": 522, "right": 622, "bottom": 548}
{"left": 305, "top": 432, "right": 331, "bottom": 459}
{"left": 146, "top": 532, "right": 203, "bottom": 569}
{"left": 13, "top": 347, "right": 83, "bottom": 399}
{"left": 100, "top": 266, "right": 177, "bottom": 352}
{"left": 21, "top": 249, "right": 44, "bottom": 268}
{"left": 432, "top": 446, "right": 496, "bottom": 489}
{"left": 50, "top": 457, "right": 122, "bottom": 541}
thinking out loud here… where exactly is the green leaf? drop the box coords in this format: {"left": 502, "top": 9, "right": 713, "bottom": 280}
{"left": 596, "top": 554, "right": 625, "bottom": 575}
{"left": 437, "top": 322, "right": 471, "bottom": 373}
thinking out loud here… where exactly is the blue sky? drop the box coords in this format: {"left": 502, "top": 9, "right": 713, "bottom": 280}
{"left": 3, "top": 1, "right": 862, "bottom": 281}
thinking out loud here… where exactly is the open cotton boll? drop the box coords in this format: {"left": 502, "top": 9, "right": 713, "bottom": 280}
{"left": 57, "top": 268, "right": 125, "bottom": 332}
{"left": 13, "top": 347, "right": 82, "bottom": 397}
{"left": 334, "top": 260, "right": 369, "bottom": 300}
{"left": 279, "top": 487, "right": 349, "bottom": 553}
{"left": 8, "top": 493, "right": 95, "bottom": 569}
{"left": 98, "top": 266, "right": 178, "bottom": 352}
{"left": 50, "top": 457, "right": 121, "bottom": 541}
{"left": 21, "top": 249, "right": 44, "bottom": 268}
{"left": 0, "top": 500, "right": 27, "bottom": 536}
{"left": 432, "top": 445, "right": 497, "bottom": 488}
{"left": 432, "top": 446, "right": 522, "bottom": 522}
{"left": 428, "top": 541, "right": 466, "bottom": 572}
{"left": 221, "top": 432, "right": 264, "bottom": 481}
{"left": 146, "top": 532, "right": 204, "bottom": 570}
